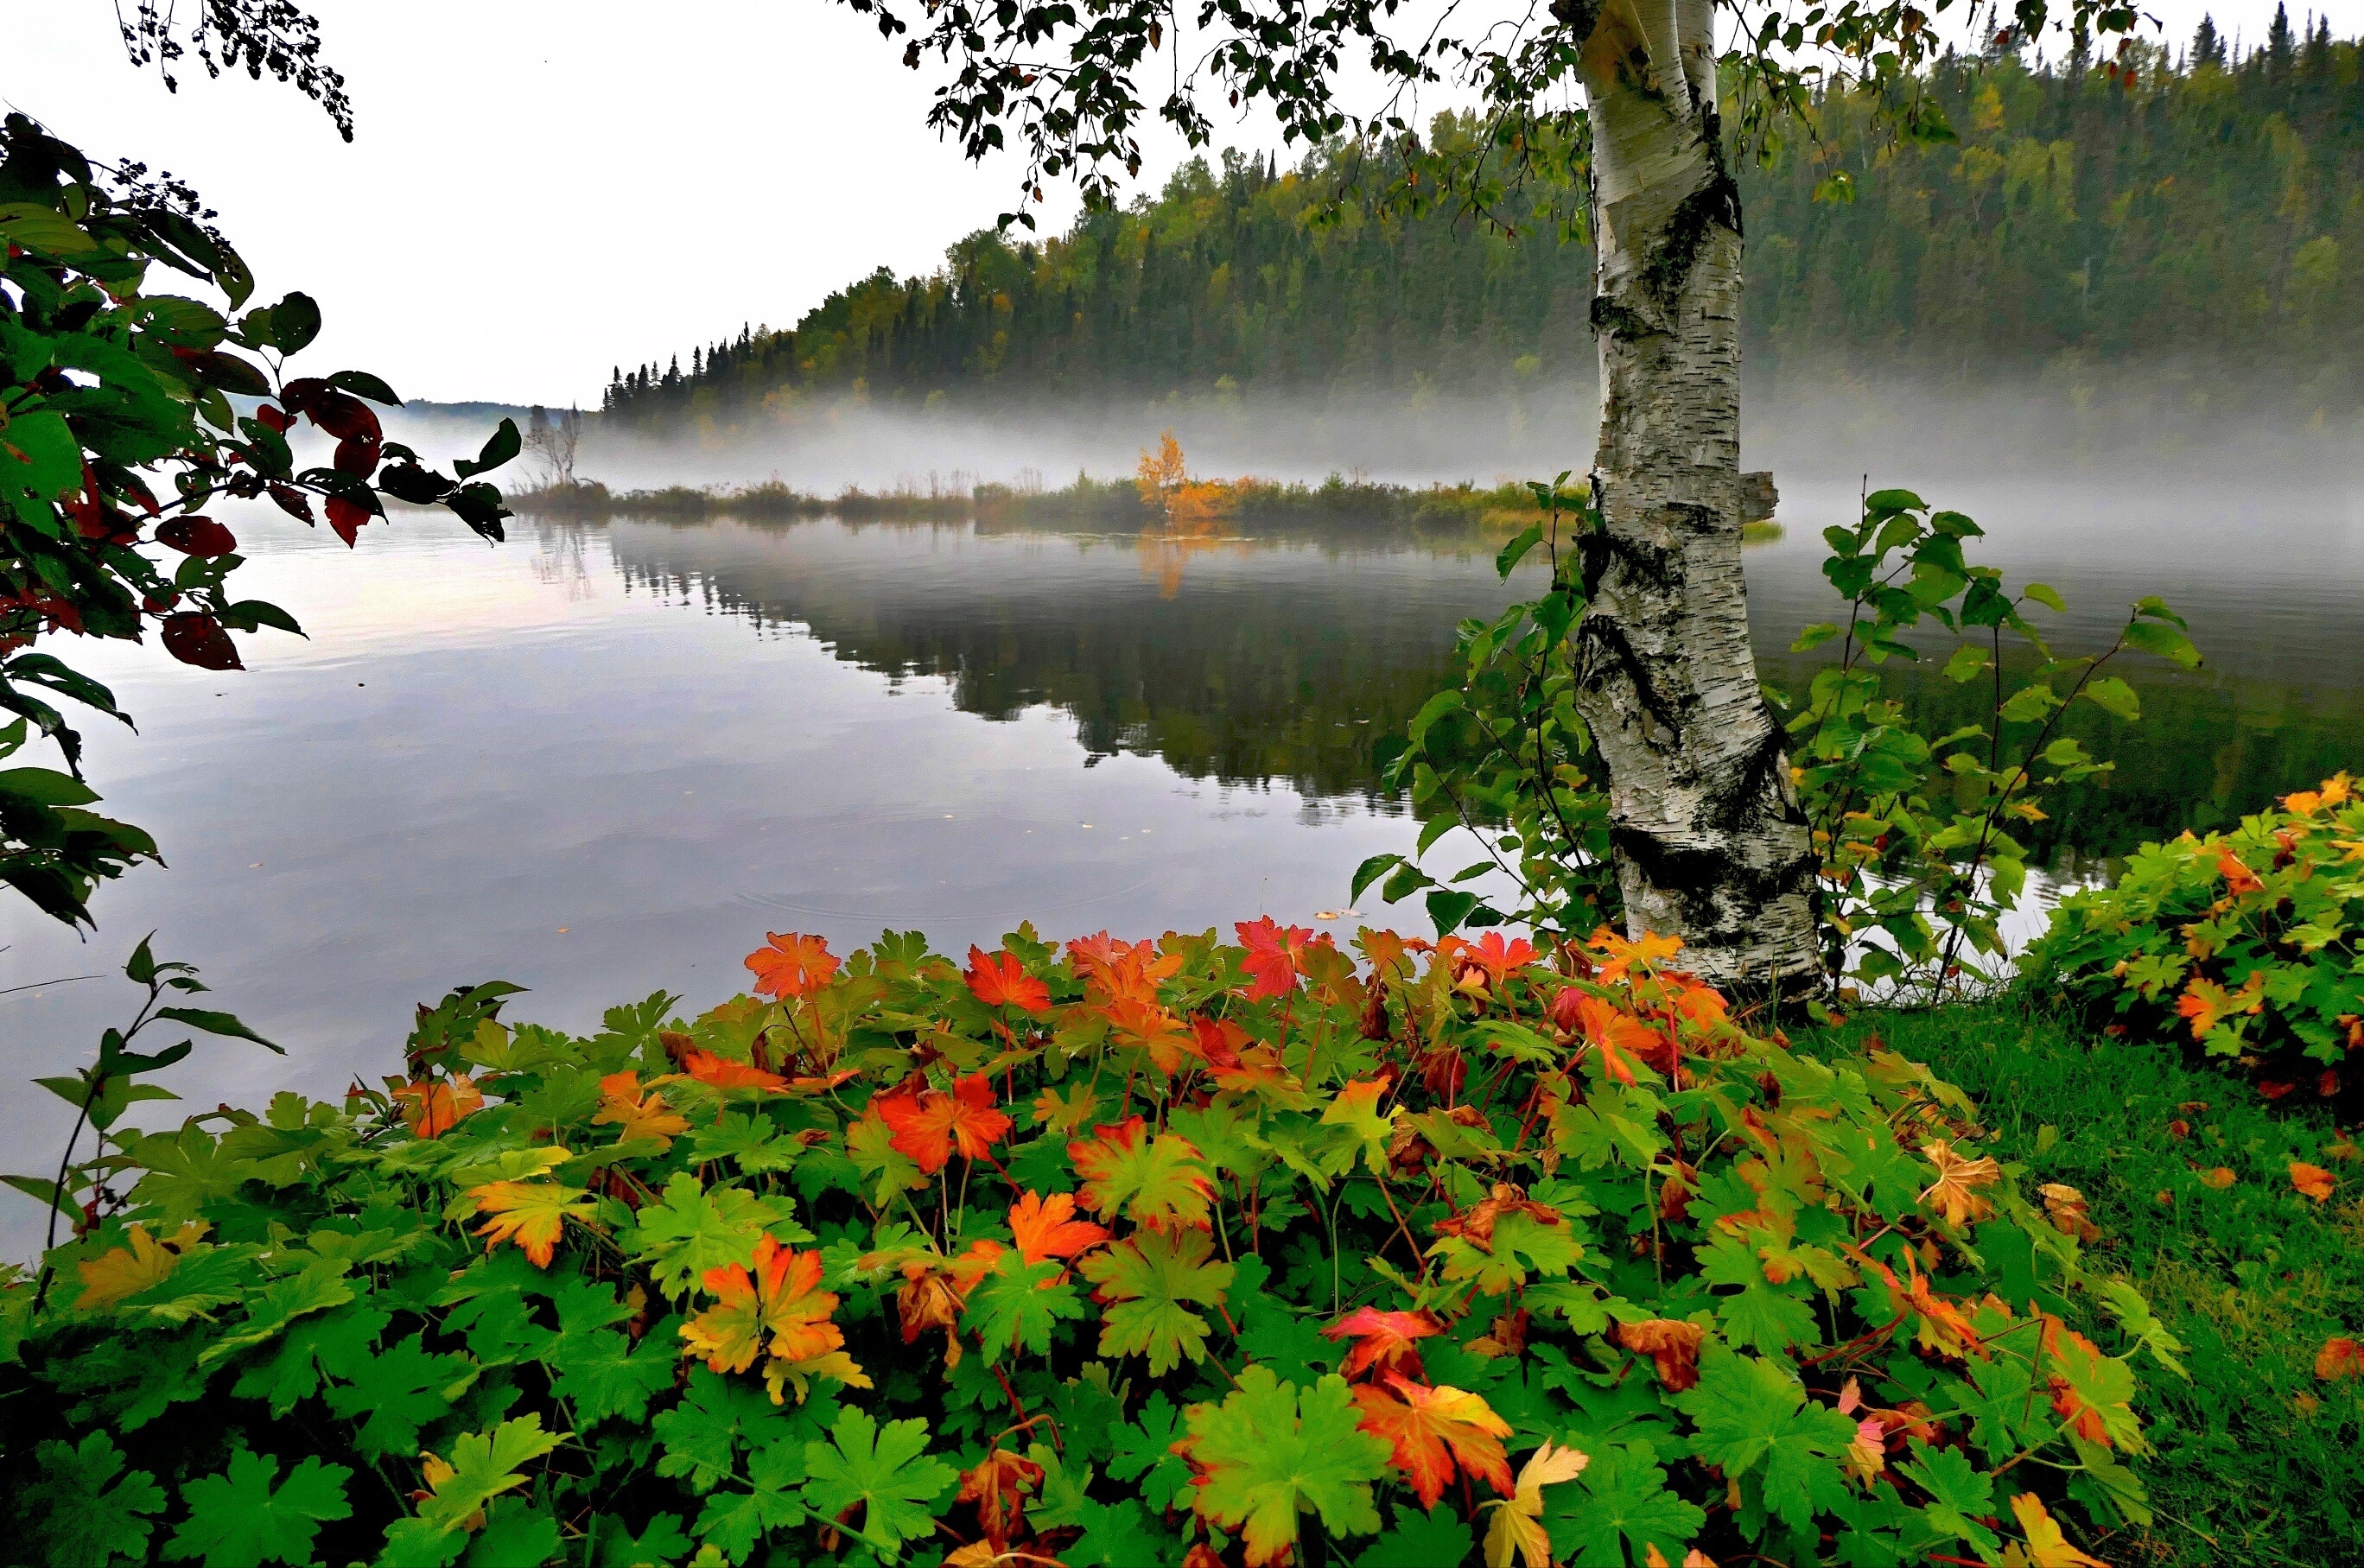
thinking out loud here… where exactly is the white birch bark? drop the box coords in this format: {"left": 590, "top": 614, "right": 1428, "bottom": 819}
{"left": 1559, "top": 0, "right": 1821, "bottom": 988}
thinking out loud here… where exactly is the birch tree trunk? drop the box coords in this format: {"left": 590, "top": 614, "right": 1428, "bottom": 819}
{"left": 1562, "top": 0, "right": 1821, "bottom": 988}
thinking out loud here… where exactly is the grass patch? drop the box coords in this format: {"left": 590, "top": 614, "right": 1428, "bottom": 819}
{"left": 1802, "top": 1005, "right": 2364, "bottom": 1565}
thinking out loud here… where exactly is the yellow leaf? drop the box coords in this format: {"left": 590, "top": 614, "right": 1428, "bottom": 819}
{"left": 1484, "top": 1497, "right": 1552, "bottom": 1568}
{"left": 592, "top": 1071, "right": 690, "bottom": 1149}
{"left": 75, "top": 1221, "right": 207, "bottom": 1311}
{"left": 2291, "top": 1161, "right": 2336, "bottom": 1203}
{"left": 2009, "top": 1492, "right": 2107, "bottom": 1567}
{"left": 469, "top": 1180, "right": 595, "bottom": 1266}
{"left": 1917, "top": 1139, "right": 2002, "bottom": 1226}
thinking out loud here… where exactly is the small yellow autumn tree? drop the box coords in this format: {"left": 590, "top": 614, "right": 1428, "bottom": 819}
{"left": 1137, "top": 429, "right": 1186, "bottom": 509}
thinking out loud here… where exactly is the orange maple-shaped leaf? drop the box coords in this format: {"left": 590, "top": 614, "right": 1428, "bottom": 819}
{"left": 2291, "top": 1161, "right": 2337, "bottom": 1203}
{"left": 2215, "top": 847, "right": 2266, "bottom": 897}
{"left": 679, "top": 1235, "right": 848, "bottom": 1374}
{"left": 2176, "top": 974, "right": 2265, "bottom": 1040}
{"left": 966, "top": 946, "right": 1052, "bottom": 1014}
{"left": 1613, "top": 1317, "right": 1706, "bottom": 1392}
{"left": 1068, "top": 1114, "right": 1217, "bottom": 1230}
{"left": 744, "top": 930, "right": 841, "bottom": 999}
{"left": 1008, "top": 1190, "right": 1111, "bottom": 1264}
{"left": 879, "top": 1073, "right": 1014, "bottom": 1174}
{"left": 1351, "top": 1373, "right": 1514, "bottom": 1509}
{"left": 1100, "top": 993, "right": 1202, "bottom": 1077}
{"left": 2008, "top": 1492, "right": 2107, "bottom": 1567}
{"left": 1917, "top": 1139, "right": 2003, "bottom": 1227}
{"left": 1234, "top": 917, "right": 1322, "bottom": 1000}
{"left": 1446, "top": 931, "right": 1538, "bottom": 990}
{"left": 395, "top": 1073, "right": 482, "bottom": 1138}
{"left": 1068, "top": 930, "right": 1185, "bottom": 1008}
{"left": 956, "top": 1446, "right": 1045, "bottom": 1546}
{"left": 1319, "top": 1306, "right": 1440, "bottom": 1381}
{"left": 592, "top": 1071, "right": 690, "bottom": 1148}
{"left": 679, "top": 1049, "right": 790, "bottom": 1095}
{"left": 2315, "top": 1336, "right": 2364, "bottom": 1381}
{"left": 1590, "top": 928, "right": 1683, "bottom": 986}
{"left": 2037, "top": 1316, "right": 2117, "bottom": 1444}
{"left": 470, "top": 1180, "right": 596, "bottom": 1267}
{"left": 1566, "top": 992, "right": 1670, "bottom": 1083}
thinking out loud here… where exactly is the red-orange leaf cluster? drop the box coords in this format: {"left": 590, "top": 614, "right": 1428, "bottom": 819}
{"left": 745, "top": 930, "right": 841, "bottom": 998}
{"left": 1350, "top": 1373, "right": 1514, "bottom": 1508}
{"left": 1321, "top": 1306, "right": 1440, "bottom": 1381}
{"left": 879, "top": 1073, "right": 1014, "bottom": 1173}
{"left": 966, "top": 947, "right": 1052, "bottom": 1015}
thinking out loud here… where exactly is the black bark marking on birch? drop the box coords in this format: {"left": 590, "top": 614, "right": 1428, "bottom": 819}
{"left": 1639, "top": 168, "right": 1741, "bottom": 312}
{"left": 1573, "top": 617, "right": 1687, "bottom": 735}
{"left": 1610, "top": 828, "right": 1819, "bottom": 933}
{"left": 1576, "top": 530, "right": 1682, "bottom": 599}
{"left": 1589, "top": 297, "right": 1659, "bottom": 340}
{"left": 1701, "top": 722, "right": 1803, "bottom": 834}
{"left": 1547, "top": 0, "right": 1603, "bottom": 41}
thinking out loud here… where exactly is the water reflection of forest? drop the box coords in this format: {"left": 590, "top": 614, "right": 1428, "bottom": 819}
{"left": 581, "top": 515, "right": 2358, "bottom": 862}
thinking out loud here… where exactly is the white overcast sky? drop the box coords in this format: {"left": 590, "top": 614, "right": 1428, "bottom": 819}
{"left": 13, "top": 0, "right": 2353, "bottom": 405}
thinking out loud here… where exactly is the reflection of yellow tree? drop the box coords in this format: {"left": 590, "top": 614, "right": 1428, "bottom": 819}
{"left": 1134, "top": 530, "right": 1237, "bottom": 600}
{"left": 1135, "top": 429, "right": 1237, "bottom": 527}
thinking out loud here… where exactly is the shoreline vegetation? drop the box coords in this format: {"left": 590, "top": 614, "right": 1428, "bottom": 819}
{"left": 507, "top": 471, "right": 1560, "bottom": 531}
{"left": 505, "top": 438, "right": 1786, "bottom": 540}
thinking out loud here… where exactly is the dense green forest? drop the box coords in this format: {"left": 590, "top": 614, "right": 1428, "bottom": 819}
{"left": 604, "top": 21, "right": 2361, "bottom": 428}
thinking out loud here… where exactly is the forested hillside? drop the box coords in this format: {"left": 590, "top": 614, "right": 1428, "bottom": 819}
{"left": 607, "top": 22, "right": 2361, "bottom": 427}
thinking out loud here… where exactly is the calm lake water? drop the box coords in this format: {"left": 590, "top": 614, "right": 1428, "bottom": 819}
{"left": 2, "top": 474, "right": 2358, "bottom": 1242}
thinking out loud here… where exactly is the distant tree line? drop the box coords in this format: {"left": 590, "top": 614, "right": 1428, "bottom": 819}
{"left": 605, "top": 19, "right": 2361, "bottom": 427}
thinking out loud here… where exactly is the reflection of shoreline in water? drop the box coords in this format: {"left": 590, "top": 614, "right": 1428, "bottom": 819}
{"left": 588, "top": 500, "right": 2362, "bottom": 862}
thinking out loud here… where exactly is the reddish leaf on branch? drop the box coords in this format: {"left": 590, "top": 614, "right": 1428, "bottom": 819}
{"left": 1320, "top": 1306, "right": 1440, "bottom": 1381}
{"left": 1350, "top": 1373, "right": 1513, "bottom": 1508}
{"left": 282, "top": 378, "right": 383, "bottom": 443}
{"left": 325, "top": 493, "right": 372, "bottom": 546}
{"left": 155, "top": 516, "right": 237, "bottom": 556}
{"left": 266, "top": 482, "right": 314, "bottom": 522}
{"left": 161, "top": 612, "right": 241, "bottom": 670}
{"left": 966, "top": 946, "right": 1052, "bottom": 1014}
{"left": 745, "top": 930, "right": 841, "bottom": 999}
{"left": 880, "top": 1073, "right": 1014, "bottom": 1172}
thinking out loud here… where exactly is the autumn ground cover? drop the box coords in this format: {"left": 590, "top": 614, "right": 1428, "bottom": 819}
{"left": 1804, "top": 1006, "right": 2364, "bottom": 1566}
{"left": 3, "top": 924, "right": 2181, "bottom": 1567}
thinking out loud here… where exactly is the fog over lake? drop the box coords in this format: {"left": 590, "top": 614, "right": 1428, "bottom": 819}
{"left": 3, "top": 399, "right": 2357, "bottom": 1254}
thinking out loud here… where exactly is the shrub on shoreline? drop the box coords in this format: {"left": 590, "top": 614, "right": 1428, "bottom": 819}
{"left": 1, "top": 924, "right": 2168, "bottom": 1565}
{"left": 2029, "top": 772, "right": 2364, "bottom": 1104}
